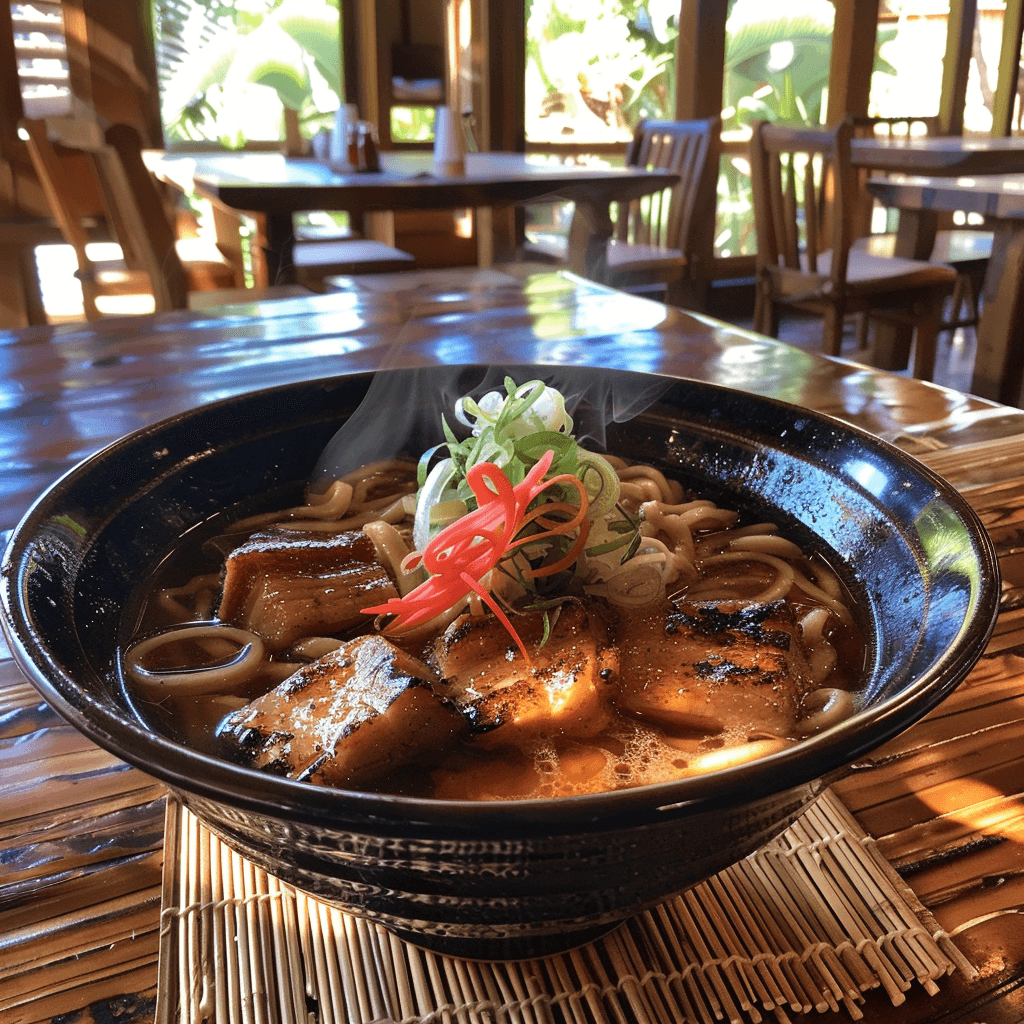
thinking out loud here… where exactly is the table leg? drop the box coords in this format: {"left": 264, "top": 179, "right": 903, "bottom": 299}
{"left": 871, "top": 208, "right": 940, "bottom": 370}
{"left": 0, "top": 239, "right": 47, "bottom": 329}
{"left": 261, "top": 211, "right": 297, "bottom": 285}
{"left": 566, "top": 199, "right": 614, "bottom": 281}
{"left": 971, "top": 222, "right": 1024, "bottom": 405}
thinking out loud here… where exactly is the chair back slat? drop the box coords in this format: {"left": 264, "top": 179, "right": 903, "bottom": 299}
{"left": 103, "top": 123, "right": 189, "bottom": 309}
{"left": 19, "top": 117, "right": 105, "bottom": 317}
{"left": 748, "top": 117, "right": 955, "bottom": 378}
{"left": 750, "top": 120, "right": 855, "bottom": 290}
{"left": 616, "top": 117, "right": 719, "bottom": 256}
{"left": 19, "top": 116, "right": 192, "bottom": 313}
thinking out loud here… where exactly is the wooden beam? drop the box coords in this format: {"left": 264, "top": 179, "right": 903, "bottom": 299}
{"left": 939, "top": 0, "right": 976, "bottom": 134}
{"left": 0, "top": 0, "right": 25, "bottom": 171}
{"left": 674, "top": 0, "right": 725, "bottom": 306}
{"left": 60, "top": 0, "right": 93, "bottom": 107}
{"left": 340, "top": 0, "right": 361, "bottom": 106}
{"left": 675, "top": 0, "right": 726, "bottom": 119}
{"left": 483, "top": 0, "right": 525, "bottom": 152}
{"left": 826, "top": 0, "right": 879, "bottom": 123}
{"left": 992, "top": 0, "right": 1024, "bottom": 136}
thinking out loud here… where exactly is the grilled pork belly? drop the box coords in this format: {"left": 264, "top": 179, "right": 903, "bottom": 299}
{"left": 219, "top": 635, "right": 464, "bottom": 788}
{"left": 614, "top": 599, "right": 811, "bottom": 737}
{"left": 217, "top": 528, "right": 397, "bottom": 652}
{"left": 430, "top": 602, "right": 612, "bottom": 747}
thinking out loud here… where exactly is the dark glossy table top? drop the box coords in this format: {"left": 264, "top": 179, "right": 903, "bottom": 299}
{"left": 150, "top": 150, "right": 679, "bottom": 215}
{"left": 852, "top": 133, "right": 1024, "bottom": 175}
{"left": 4, "top": 267, "right": 1024, "bottom": 1022}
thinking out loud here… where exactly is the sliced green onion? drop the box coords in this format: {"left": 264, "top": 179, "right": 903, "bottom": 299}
{"left": 578, "top": 453, "right": 620, "bottom": 519}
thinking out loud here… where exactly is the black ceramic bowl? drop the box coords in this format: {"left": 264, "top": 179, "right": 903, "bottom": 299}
{"left": 0, "top": 365, "right": 999, "bottom": 960}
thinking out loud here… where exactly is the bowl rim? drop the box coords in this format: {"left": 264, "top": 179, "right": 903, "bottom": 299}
{"left": 0, "top": 366, "right": 1002, "bottom": 829}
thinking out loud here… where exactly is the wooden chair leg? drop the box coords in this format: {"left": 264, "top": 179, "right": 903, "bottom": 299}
{"left": 20, "top": 246, "right": 48, "bottom": 325}
{"left": 911, "top": 305, "right": 941, "bottom": 382}
{"left": 856, "top": 313, "right": 870, "bottom": 350}
{"left": 946, "top": 274, "right": 967, "bottom": 331}
{"left": 822, "top": 306, "right": 845, "bottom": 356}
{"left": 75, "top": 267, "right": 103, "bottom": 321}
{"left": 753, "top": 283, "right": 780, "bottom": 337}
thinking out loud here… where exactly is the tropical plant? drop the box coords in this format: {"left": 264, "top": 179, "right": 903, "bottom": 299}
{"left": 155, "top": 0, "right": 341, "bottom": 147}
{"left": 714, "top": 0, "right": 898, "bottom": 257}
{"left": 524, "top": 0, "right": 679, "bottom": 142}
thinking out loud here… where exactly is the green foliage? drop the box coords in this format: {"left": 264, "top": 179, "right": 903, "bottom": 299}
{"left": 724, "top": 0, "right": 835, "bottom": 129}
{"left": 158, "top": 0, "right": 341, "bottom": 147}
{"left": 714, "top": 0, "right": 899, "bottom": 257}
{"left": 525, "top": 0, "right": 679, "bottom": 133}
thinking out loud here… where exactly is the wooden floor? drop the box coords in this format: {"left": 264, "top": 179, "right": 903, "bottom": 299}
{"left": 744, "top": 308, "right": 979, "bottom": 397}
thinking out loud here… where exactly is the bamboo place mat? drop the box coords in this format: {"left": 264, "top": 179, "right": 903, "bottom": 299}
{"left": 155, "top": 790, "right": 975, "bottom": 1024}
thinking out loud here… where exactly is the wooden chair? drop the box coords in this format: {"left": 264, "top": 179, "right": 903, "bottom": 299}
{"left": 20, "top": 118, "right": 253, "bottom": 317}
{"left": 602, "top": 117, "right": 720, "bottom": 307}
{"left": 850, "top": 115, "right": 992, "bottom": 336}
{"left": 524, "top": 117, "right": 720, "bottom": 308}
{"left": 748, "top": 119, "right": 957, "bottom": 381}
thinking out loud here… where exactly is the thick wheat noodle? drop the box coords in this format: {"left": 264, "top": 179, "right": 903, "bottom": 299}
{"left": 725, "top": 522, "right": 779, "bottom": 538}
{"left": 800, "top": 607, "right": 830, "bottom": 646}
{"left": 701, "top": 551, "right": 852, "bottom": 625}
{"left": 624, "top": 536, "right": 687, "bottom": 581}
{"left": 610, "top": 464, "right": 684, "bottom": 503}
{"left": 799, "top": 607, "right": 839, "bottom": 683}
{"left": 275, "top": 494, "right": 409, "bottom": 532}
{"left": 156, "top": 572, "right": 221, "bottom": 620}
{"left": 797, "top": 688, "right": 856, "bottom": 734}
{"left": 696, "top": 551, "right": 796, "bottom": 605}
{"left": 639, "top": 500, "right": 738, "bottom": 576}
{"left": 641, "top": 500, "right": 736, "bottom": 540}
{"left": 729, "top": 534, "right": 805, "bottom": 559}
{"left": 301, "top": 479, "right": 354, "bottom": 518}
{"left": 125, "top": 624, "right": 266, "bottom": 696}
{"left": 362, "top": 520, "right": 420, "bottom": 595}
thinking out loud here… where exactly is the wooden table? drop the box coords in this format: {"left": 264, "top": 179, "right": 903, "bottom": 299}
{"left": 4, "top": 267, "right": 1024, "bottom": 1022}
{"left": 851, "top": 133, "right": 1024, "bottom": 176}
{"left": 867, "top": 172, "right": 1024, "bottom": 405}
{"left": 150, "top": 150, "right": 678, "bottom": 286}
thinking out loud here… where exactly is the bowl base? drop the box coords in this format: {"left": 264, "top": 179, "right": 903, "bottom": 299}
{"left": 384, "top": 918, "right": 622, "bottom": 962}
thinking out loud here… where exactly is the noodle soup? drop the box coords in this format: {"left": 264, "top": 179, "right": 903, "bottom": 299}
{"left": 120, "top": 379, "right": 865, "bottom": 800}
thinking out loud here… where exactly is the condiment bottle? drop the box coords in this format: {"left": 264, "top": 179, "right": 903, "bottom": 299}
{"left": 356, "top": 122, "right": 380, "bottom": 172}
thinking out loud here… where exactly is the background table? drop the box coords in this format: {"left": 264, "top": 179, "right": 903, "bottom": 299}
{"left": 151, "top": 151, "right": 678, "bottom": 285}
{"left": 852, "top": 133, "right": 1024, "bottom": 176}
{"left": 3, "top": 267, "right": 1024, "bottom": 1022}
{"left": 867, "top": 172, "right": 1024, "bottom": 404}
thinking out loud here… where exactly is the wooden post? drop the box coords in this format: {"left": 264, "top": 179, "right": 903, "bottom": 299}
{"left": 0, "top": 0, "right": 24, "bottom": 210}
{"left": 992, "top": 0, "right": 1024, "bottom": 136}
{"left": 674, "top": 0, "right": 727, "bottom": 121}
{"left": 939, "top": 0, "right": 976, "bottom": 134}
{"left": 674, "top": 0, "right": 727, "bottom": 308}
{"left": 825, "top": 0, "right": 880, "bottom": 124}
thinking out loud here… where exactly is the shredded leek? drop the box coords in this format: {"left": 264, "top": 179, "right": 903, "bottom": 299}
{"left": 410, "top": 377, "right": 641, "bottom": 597}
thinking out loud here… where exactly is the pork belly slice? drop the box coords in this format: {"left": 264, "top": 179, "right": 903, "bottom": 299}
{"left": 219, "top": 635, "right": 465, "bottom": 789}
{"left": 614, "top": 599, "right": 811, "bottom": 737}
{"left": 217, "top": 528, "right": 397, "bottom": 652}
{"left": 431, "top": 602, "right": 612, "bottom": 748}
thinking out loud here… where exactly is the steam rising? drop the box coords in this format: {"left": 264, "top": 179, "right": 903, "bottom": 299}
{"left": 309, "top": 364, "right": 674, "bottom": 491}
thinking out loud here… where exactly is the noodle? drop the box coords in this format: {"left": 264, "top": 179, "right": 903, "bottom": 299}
{"left": 125, "top": 624, "right": 265, "bottom": 697}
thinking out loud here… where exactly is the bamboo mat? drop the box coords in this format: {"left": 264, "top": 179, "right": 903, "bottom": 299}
{"left": 155, "top": 790, "right": 974, "bottom": 1024}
